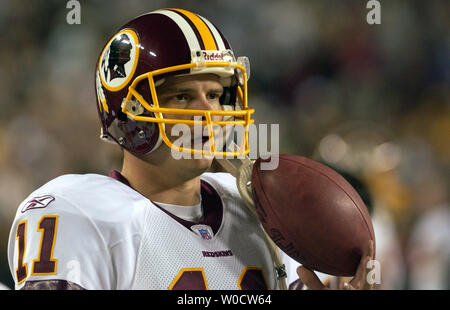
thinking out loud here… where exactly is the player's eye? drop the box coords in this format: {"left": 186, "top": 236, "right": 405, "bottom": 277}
{"left": 207, "top": 92, "right": 221, "bottom": 101}
{"left": 174, "top": 94, "right": 189, "bottom": 102}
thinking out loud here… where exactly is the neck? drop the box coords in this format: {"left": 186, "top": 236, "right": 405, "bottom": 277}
{"left": 121, "top": 150, "right": 205, "bottom": 206}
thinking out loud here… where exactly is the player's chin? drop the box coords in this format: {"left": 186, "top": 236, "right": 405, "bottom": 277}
{"left": 184, "top": 155, "right": 214, "bottom": 172}
{"left": 168, "top": 138, "right": 219, "bottom": 172}
{"left": 171, "top": 156, "right": 213, "bottom": 177}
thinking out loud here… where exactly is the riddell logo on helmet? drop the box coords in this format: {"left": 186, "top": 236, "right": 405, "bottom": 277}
{"left": 202, "top": 51, "right": 224, "bottom": 61}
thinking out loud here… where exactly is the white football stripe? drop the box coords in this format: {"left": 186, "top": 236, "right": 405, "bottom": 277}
{"left": 199, "top": 16, "right": 226, "bottom": 51}
{"left": 150, "top": 9, "right": 201, "bottom": 51}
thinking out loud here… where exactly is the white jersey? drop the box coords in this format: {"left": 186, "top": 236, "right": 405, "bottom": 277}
{"left": 7, "top": 172, "right": 278, "bottom": 290}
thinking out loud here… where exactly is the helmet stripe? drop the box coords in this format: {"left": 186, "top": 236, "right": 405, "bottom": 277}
{"left": 198, "top": 16, "right": 226, "bottom": 51}
{"left": 167, "top": 9, "right": 205, "bottom": 50}
{"left": 170, "top": 8, "right": 218, "bottom": 50}
{"left": 150, "top": 9, "right": 201, "bottom": 51}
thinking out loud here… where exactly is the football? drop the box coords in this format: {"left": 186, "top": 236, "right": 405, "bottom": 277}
{"left": 251, "top": 154, "right": 375, "bottom": 276}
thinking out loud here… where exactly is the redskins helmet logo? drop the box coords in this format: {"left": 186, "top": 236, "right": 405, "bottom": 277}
{"left": 98, "top": 29, "right": 139, "bottom": 91}
{"left": 96, "top": 70, "right": 108, "bottom": 113}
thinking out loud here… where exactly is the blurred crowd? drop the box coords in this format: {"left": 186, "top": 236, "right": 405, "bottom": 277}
{"left": 0, "top": 0, "right": 448, "bottom": 289}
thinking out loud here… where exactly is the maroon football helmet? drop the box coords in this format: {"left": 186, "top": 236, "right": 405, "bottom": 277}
{"left": 95, "top": 8, "right": 254, "bottom": 157}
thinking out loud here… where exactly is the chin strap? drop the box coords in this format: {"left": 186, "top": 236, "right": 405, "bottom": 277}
{"left": 235, "top": 161, "right": 288, "bottom": 290}
{"left": 215, "top": 149, "right": 288, "bottom": 290}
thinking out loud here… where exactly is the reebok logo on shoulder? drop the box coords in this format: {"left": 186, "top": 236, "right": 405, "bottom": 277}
{"left": 21, "top": 195, "right": 55, "bottom": 213}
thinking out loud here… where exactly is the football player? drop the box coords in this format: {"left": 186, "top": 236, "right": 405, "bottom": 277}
{"left": 7, "top": 8, "right": 277, "bottom": 290}
{"left": 7, "top": 8, "right": 373, "bottom": 290}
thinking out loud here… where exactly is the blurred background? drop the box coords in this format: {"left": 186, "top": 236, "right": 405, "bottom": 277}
{"left": 0, "top": 0, "right": 448, "bottom": 289}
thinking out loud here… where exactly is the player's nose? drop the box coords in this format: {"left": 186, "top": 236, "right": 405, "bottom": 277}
{"left": 190, "top": 94, "right": 222, "bottom": 122}
{"left": 191, "top": 93, "right": 214, "bottom": 111}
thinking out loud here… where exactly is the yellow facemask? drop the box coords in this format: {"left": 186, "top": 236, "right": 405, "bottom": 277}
{"left": 121, "top": 59, "right": 254, "bottom": 158}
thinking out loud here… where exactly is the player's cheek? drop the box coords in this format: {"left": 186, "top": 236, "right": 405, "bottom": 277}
{"left": 210, "top": 101, "right": 224, "bottom": 122}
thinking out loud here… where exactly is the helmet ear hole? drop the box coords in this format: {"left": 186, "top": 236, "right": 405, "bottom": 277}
{"left": 117, "top": 110, "right": 128, "bottom": 121}
{"left": 220, "top": 86, "right": 237, "bottom": 106}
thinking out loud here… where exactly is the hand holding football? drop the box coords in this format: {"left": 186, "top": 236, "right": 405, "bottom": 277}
{"left": 251, "top": 154, "right": 376, "bottom": 276}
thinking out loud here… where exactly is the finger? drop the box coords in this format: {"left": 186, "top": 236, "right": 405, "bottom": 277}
{"left": 368, "top": 240, "right": 374, "bottom": 259}
{"left": 362, "top": 240, "right": 375, "bottom": 290}
{"left": 337, "top": 276, "right": 353, "bottom": 289}
{"left": 364, "top": 242, "right": 375, "bottom": 290}
{"left": 349, "top": 253, "right": 371, "bottom": 289}
{"left": 365, "top": 276, "right": 374, "bottom": 290}
{"left": 363, "top": 239, "right": 374, "bottom": 259}
{"left": 342, "top": 282, "right": 355, "bottom": 290}
{"left": 349, "top": 240, "right": 374, "bottom": 289}
{"left": 296, "top": 266, "right": 327, "bottom": 290}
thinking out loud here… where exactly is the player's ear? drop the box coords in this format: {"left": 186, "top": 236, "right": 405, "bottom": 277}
{"left": 219, "top": 87, "right": 237, "bottom": 106}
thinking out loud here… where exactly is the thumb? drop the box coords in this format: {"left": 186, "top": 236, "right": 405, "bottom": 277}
{"left": 296, "top": 266, "right": 327, "bottom": 290}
